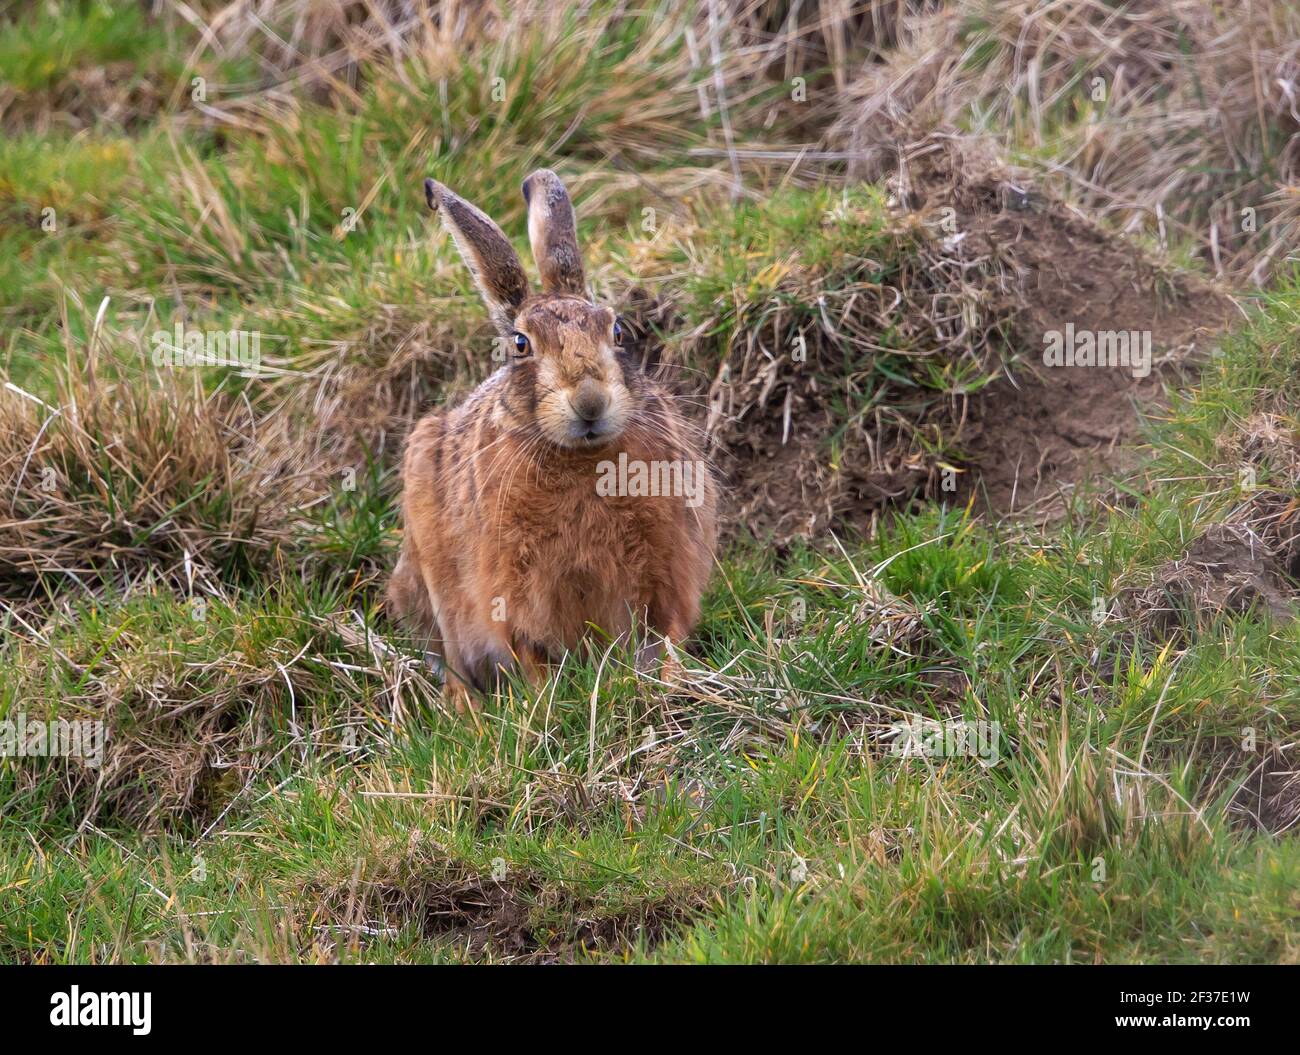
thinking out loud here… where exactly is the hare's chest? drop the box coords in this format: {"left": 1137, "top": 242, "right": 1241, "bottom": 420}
{"left": 500, "top": 485, "right": 664, "bottom": 648}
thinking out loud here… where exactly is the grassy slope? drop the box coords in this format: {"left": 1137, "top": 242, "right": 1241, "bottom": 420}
{"left": 1, "top": 2, "right": 1298, "bottom": 964}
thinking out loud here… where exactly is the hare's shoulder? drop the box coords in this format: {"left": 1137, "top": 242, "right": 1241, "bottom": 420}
{"left": 403, "top": 408, "right": 449, "bottom": 466}
{"left": 406, "top": 369, "right": 508, "bottom": 451}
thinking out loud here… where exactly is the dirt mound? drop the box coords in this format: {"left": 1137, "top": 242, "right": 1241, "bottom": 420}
{"left": 631, "top": 144, "right": 1241, "bottom": 539}
{"left": 888, "top": 144, "right": 1235, "bottom": 518}
{"left": 961, "top": 239, "right": 1231, "bottom": 517}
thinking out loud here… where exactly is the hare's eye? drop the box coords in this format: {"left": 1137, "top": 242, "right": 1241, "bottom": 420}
{"left": 612, "top": 320, "right": 624, "bottom": 345}
{"left": 512, "top": 332, "right": 530, "bottom": 357}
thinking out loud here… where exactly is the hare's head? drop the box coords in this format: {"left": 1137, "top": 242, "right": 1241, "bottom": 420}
{"left": 424, "top": 169, "right": 640, "bottom": 450}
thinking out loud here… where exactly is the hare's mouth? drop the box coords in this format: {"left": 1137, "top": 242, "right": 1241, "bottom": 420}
{"left": 540, "top": 415, "right": 622, "bottom": 450}
{"left": 567, "top": 421, "right": 618, "bottom": 447}
{"left": 536, "top": 419, "right": 611, "bottom": 450}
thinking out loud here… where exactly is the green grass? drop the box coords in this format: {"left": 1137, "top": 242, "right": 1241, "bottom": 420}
{"left": 1, "top": 2, "right": 1298, "bottom": 964}
{"left": 0, "top": 1, "right": 177, "bottom": 93}
{"left": 6, "top": 341, "right": 1300, "bottom": 961}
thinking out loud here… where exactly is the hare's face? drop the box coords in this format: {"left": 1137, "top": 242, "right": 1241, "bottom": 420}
{"left": 510, "top": 297, "right": 634, "bottom": 449}
{"left": 424, "top": 168, "right": 645, "bottom": 450}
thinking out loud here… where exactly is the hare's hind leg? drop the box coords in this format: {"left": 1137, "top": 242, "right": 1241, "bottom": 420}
{"left": 406, "top": 560, "right": 481, "bottom": 715}
{"left": 387, "top": 549, "right": 442, "bottom": 653}
{"left": 390, "top": 552, "right": 467, "bottom": 706}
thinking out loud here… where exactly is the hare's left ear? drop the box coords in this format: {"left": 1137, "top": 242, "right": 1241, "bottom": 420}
{"left": 522, "top": 169, "right": 586, "bottom": 297}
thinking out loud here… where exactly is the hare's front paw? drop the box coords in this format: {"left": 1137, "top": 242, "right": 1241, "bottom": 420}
{"left": 659, "top": 643, "right": 684, "bottom": 687}
{"left": 443, "top": 676, "right": 478, "bottom": 715}
{"left": 637, "top": 637, "right": 684, "bottom": 686}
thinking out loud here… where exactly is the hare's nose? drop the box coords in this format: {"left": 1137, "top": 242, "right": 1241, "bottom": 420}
{"left": 571, "top": 380, "right": 609, "bottom": 424}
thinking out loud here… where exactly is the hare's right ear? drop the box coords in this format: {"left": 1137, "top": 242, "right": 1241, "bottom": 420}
{"left": 425, "top": 178, "right": 529, "bottom": 336}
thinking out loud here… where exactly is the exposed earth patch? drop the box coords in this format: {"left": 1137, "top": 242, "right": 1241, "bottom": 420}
{"left": 312, "top": 846, "right": 709, "bottom": 963}
{"left": 891, "top": 148, "right": 1239, "bottom": 520}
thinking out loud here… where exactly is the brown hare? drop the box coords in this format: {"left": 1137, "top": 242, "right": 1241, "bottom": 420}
{"left": 387, "top": 169, "right": 717, "bottom": 712}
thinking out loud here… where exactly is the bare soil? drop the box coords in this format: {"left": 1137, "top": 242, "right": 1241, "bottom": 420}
{"left": 313, "top": 851, "right": 706, "bottom": 963}
{"left": 904, "top": 165, "right": 1239, "bottom": 519}
{"left": 1230, "top": 743, "right": 1300, "bottom": 836}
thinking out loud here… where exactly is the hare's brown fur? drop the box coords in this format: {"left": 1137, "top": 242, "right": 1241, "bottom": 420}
{"left": 387, "top": 171, "right": 716, "bottom": 709}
